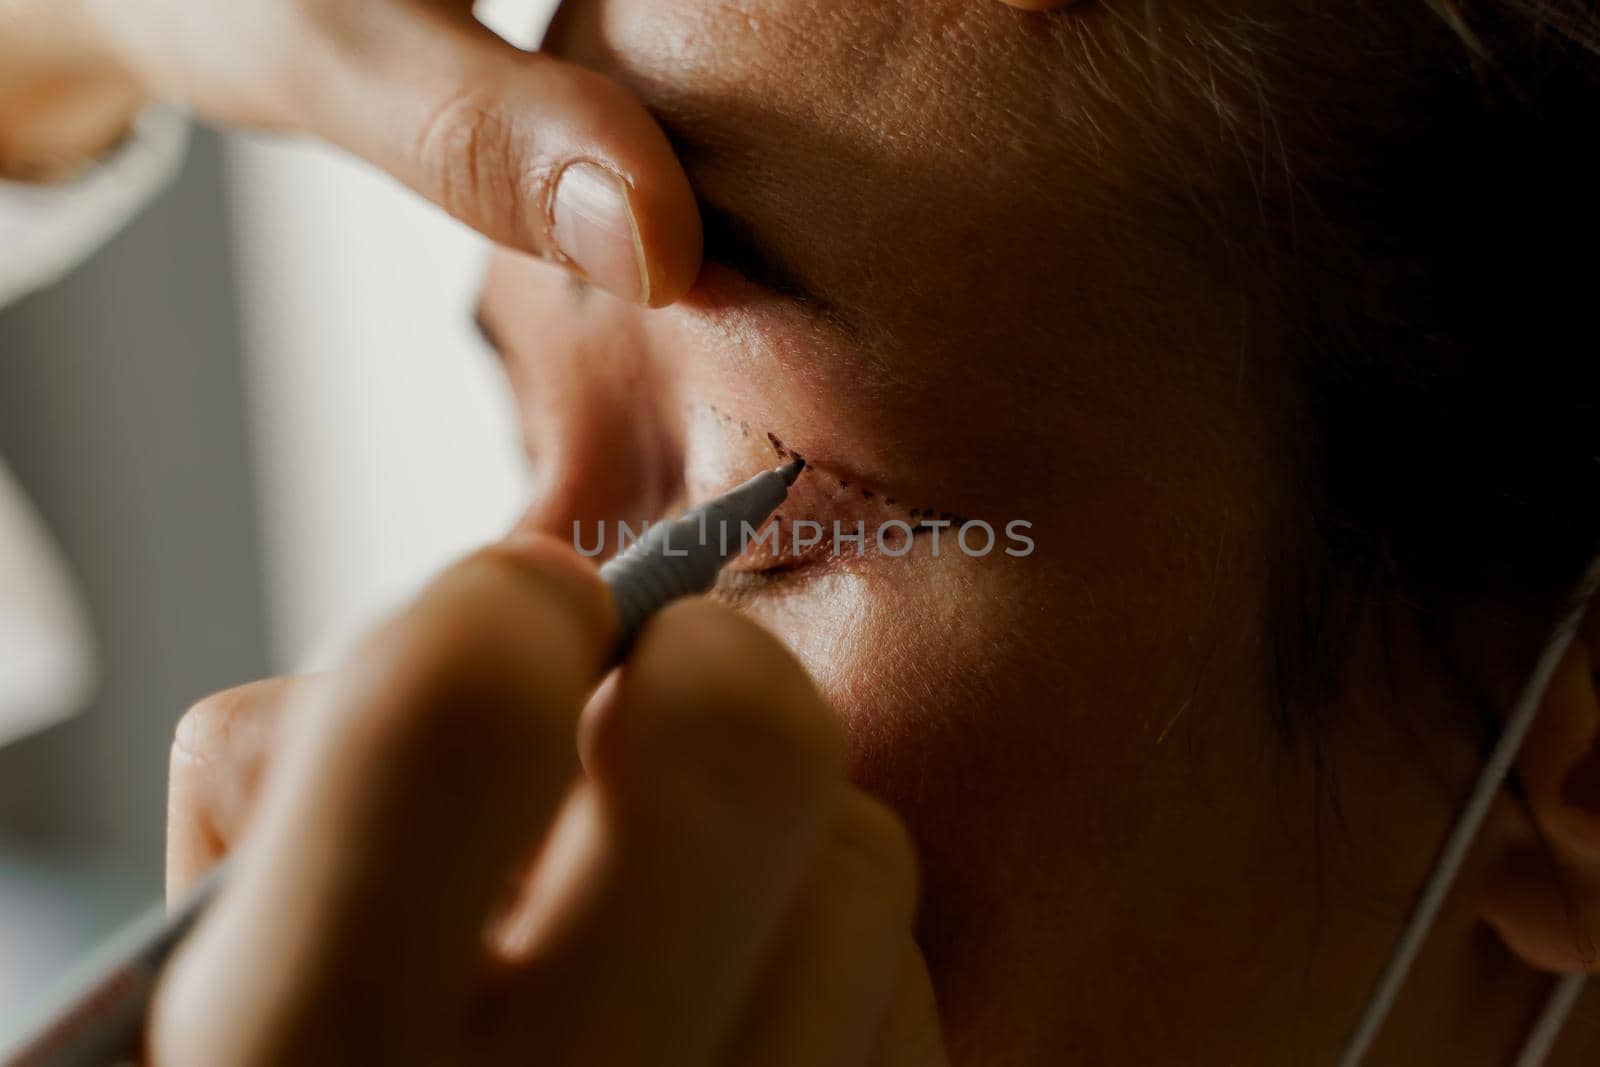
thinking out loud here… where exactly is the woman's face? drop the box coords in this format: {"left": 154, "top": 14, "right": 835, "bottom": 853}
{"left": 476, "top": 2, "right": 1543, "bottom": 1062}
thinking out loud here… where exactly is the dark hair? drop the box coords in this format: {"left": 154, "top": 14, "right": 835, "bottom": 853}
{"left": 1263, "top": 1, "right": 1600, "bottom": 735}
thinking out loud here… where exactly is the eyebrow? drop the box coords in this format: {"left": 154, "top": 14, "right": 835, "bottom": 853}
{"left": 696, "top": 195, "right": 858, "bottom": 336}
{"left": 471, "top": 193, "right": 859, "bottom": 343}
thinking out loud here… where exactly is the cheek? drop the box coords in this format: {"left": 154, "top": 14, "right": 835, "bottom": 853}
{"left": 744, "top": 559, "right": 1087, "bottom": 998}
{"left": 742, "top": 557, "right": 1081, "bottom": 782}
{"left": 737, "top": 533, "right": 1294, "bottom": 1031}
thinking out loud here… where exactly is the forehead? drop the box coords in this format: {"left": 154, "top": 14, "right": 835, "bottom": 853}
{"left": 548, "top": 0, "right": 1169, "bottom": 337}
{"left": 553, "top": 0, "right": 1064, "bottom": 160}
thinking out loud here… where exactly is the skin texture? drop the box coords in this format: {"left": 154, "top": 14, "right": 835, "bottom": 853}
{"left": 7, "top": 0, "right": 1598, "bottom": 1062}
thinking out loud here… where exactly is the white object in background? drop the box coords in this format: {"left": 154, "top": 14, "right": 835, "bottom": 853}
{"left": 222, "top": 0, "right": 558, "bottom": 671}
{"left": 0, "top": 107, "right": 187, "bottom": 746}
{"left": 224, "top": 137, "right": 529, "bottom": 671}
{"left": 0, "top": 460, "right": 95, "bottom": 748}
{"left": 475, "top": 0, "right": 558, "bottom": 49}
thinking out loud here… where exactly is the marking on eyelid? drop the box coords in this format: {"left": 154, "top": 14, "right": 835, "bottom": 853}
{"left": 690, "top": 409, "right": 973, "bottom": 524}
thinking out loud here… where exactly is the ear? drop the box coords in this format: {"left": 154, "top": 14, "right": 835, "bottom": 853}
{"left": 1483, "top": 608, "right": 1600, "bottom": 973}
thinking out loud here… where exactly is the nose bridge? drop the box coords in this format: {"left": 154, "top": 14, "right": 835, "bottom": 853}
{"left": 516, "top": 304, "right": 686, "bottom": 543}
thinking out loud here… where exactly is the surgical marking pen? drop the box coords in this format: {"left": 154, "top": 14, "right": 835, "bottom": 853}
{"left": 1, "top": 457, "right": 806, "bottom": 1067}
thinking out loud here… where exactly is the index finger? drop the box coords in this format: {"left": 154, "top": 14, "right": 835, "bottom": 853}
{"left": 299, "top": 2, "right": 701, "bottom": 305}
{"left": 152, "top": 535, "right": 616, "bottom": 1061}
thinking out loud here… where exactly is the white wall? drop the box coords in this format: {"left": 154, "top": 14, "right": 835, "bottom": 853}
{"left": 224, "top": 0, "right": 558, "bottom": 670}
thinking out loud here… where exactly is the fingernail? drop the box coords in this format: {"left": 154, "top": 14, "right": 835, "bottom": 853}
{"left": 552, "top": 161, "right": 648, "bottom": 304}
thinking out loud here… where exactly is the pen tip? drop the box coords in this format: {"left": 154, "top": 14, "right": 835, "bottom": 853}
{"left": 779, "top": 456, "right": 806, "bottom": 485}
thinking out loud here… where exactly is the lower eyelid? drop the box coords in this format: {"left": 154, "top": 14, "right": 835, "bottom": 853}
{"left": 748, "top": 518, "right": 941, "bottom": 577}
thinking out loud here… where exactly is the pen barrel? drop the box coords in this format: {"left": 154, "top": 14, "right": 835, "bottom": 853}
{"left": 1, "top": 864, "right": 223, "bottom": 1067}
{"left": 1, "top": 466, "right": 795, "bottom": 1067}
{"left": 600, "top": 468, "right": 789, "bottom": 644}
{"left": 4, "top": 967, "right": 156, "bottom": 1067}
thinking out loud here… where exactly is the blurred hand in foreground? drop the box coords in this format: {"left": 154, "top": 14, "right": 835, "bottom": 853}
{"left": 155, "top": 533, "right": 946, "bottom": 1066}
{"left": 1, "top": 0, "right": 701, "bottom": 305}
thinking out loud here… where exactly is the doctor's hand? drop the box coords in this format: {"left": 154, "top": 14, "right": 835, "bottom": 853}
{"left": 2, "top": 0, "right": 699, "bottom": 305}
{"left": 152, "top": 534, "right": 947, "bottom": 1066}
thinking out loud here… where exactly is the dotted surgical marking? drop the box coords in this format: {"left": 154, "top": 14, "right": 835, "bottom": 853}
{"left": 689, "top": 403, "right": 968, "bottom": 527}
{"left": 761, "top": 424, "right": 967, "bottom": 527}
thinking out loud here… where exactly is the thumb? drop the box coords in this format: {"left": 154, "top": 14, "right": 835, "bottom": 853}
{"left": 302, "top": 3, "right": 700, "bottom": 306}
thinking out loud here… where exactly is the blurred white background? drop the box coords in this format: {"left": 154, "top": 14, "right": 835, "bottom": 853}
{"left": 224, "top": 135, "right": 528, "bottom": 670}
{"left": 229, "top": 0, "right": 553, "bottom": 669}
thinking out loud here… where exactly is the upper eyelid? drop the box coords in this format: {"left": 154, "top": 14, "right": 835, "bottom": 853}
{"left": 756, "top": 422, "right": 965, "bottom": 524}
{"left": 692, "top": 407, "right": 962, "bottom": 522}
